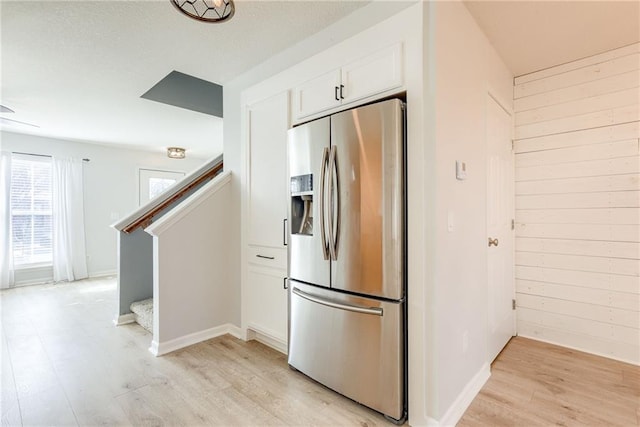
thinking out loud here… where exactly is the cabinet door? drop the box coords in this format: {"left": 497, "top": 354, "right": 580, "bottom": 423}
{"left": 292, "top": 69, "right": 341, "bottom": 120}
{"left": 341, "top": 43, "right": 403, "bottom": 105}
{"left": 245, "top": 267, "right": 288, "bottom": 344}
{"left": 248, "top": 92, "right": 289, "bottom": 248}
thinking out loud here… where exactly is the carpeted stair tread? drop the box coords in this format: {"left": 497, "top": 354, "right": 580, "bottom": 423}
{"left": 130, "top": 298, "right": 153, "bottom": 333}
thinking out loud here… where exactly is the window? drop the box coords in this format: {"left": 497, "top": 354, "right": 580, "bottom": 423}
{"left": 10, "top": 156, "right": 53, "bottom": 266}
{"left": 138, "top": 169, "right": 185, "bottom": 206}
{"left": 149, "top": 177, "right": 177, "bottom": 200}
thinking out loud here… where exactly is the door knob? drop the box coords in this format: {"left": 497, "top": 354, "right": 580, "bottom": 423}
{"left": 488, "top": 237, "right": 499, "bottom": 247}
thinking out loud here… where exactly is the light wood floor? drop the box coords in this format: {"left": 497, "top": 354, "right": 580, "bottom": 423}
{"left": 2, "top": 278, "right": 639, "bottom": 426}
{"left": 0, "top": 277, "right": 393, "bottom": 426}
{"left": 459, "top": 336, "right": 640, "bottom": 426}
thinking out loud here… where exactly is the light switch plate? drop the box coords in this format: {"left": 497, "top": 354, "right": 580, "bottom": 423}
{"left": 456, "top": 160, "right": 467, "bottom": 180}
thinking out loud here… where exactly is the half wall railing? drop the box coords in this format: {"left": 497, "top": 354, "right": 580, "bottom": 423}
{"left": 111, "top": 155, "right": 223, "bottom": 326}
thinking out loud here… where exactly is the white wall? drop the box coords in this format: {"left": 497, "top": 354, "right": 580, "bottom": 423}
{"left": 429, "top": 1, "right": 514, "bottom": 423}
{"left": 1, "top": 131, "right": 207, "bottom": 283}
{"left": 513, "top": 43, "right": 640, "bottom": 364}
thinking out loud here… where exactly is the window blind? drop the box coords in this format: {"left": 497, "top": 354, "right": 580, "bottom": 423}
{"left": 10, "top": 156, "right": 53, "bottom": 266}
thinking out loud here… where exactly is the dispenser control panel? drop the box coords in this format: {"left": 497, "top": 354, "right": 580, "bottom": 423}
{"left": 290, "top": 174, "right": 313, "bottom": 195}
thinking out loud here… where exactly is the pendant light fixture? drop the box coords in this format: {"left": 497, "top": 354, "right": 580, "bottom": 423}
{"left": 171, "top": 0, "right": 235, "bottom": 23}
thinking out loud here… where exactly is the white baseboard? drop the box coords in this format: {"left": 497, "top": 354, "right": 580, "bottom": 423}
{"left": 438, "top": 362, "right": 490, "bottom": 427}
{"left": 113, "top": 313, "right": 136, "bottom": 326}
{"left": 149, "top": 323, "right": 243, "bottom": 357}
{"left": 253, "top": 331, "right": 288, "bottom": 355}
{"left": 245, "top": 325, "right": 287, "bottom": 354}
{"left": 89, "top": 270, "right": 117, "bottom": 279}
{"left": 406, "top": 414, "right": 440, "bottom": 427}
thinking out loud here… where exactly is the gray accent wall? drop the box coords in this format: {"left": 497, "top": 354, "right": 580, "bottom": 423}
{"left": 117, "top": 229, "right": 153, "bottom": 315}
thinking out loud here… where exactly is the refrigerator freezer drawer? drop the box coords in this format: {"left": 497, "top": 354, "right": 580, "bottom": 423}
{"left": 288, "top": 281, "right": 405, "bottom": 421}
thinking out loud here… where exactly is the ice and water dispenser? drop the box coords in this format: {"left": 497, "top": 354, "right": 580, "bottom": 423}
{"left": 290, "top": 174, "right": 313, "bottom": 236}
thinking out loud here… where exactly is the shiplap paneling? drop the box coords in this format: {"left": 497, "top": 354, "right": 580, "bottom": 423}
{"left": 514, "top": 46, "right": 640, "bottom": 365}
{"left": 516, "top": 266, "right": 639, "bottom": 294}
{"left": 516, "top": 252, "right": 639, "bottom": 276}
{"left": 517, "top": 294, "right": 640, "bottom": 329}
{"left": 515, "top": 43, "right": 640, "bottom": 85}
{"left": 516, "top": 156, "right": 640, "bottom": 181}
{"left": 516, "top": 238, "right": 640, "bottom": 259}
{"left": 514, "top": 52, "right": 640, "bottom": 98}
{"left": 518, "top": 308, "right": 639, "bottom": 346}
{"left": 516, "top": 87, "right": 640, "bottom": 126}
{"left": 516, "top": 223, "right": 640, "bottom": 243}
{"left": 516, "top": 190, "right": 640, "bottom": 210}
{"left": 515, "top": 173, "right": 639, "bottom": 195}
{"left": 515, "top": 139, "right": 638, "bottom": 167}
{"left": 515, "top": 104, "right": 639, "bottom": 140}
{"left": 517, "top": 321, "right": 639, "bottom": 364}
{"left": 515, "top": 70, "right": 640, "bottom": 112}
{"left": 516, "top": 280, "right": 639, "bottom": 311}
{"left": 515, "top": 121, "right": 639, "bottom": 154}
{"left": 516, "top": 208, "right": 640, "bottom": 225}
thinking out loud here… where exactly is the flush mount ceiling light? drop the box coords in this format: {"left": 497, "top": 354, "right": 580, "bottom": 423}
{"left": 171, "top": 0, "right": 235, "bottom": 23}
{"left": 167, "top": 147, "right": 186, "bottom": 159}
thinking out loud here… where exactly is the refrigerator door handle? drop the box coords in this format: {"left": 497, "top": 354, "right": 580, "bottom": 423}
{"left": 292, "top": 287, "right": 383, "bottom": 316}
{"left": 319, "top": 147, "right": 330, "bottom": 260}
{"left": 327, "top": 145, "right": 339, "bottom": 261}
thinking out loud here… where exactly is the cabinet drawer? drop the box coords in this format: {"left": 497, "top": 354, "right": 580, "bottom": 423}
{"left": 247, "top": 246, "right": 287, "bottom": 270}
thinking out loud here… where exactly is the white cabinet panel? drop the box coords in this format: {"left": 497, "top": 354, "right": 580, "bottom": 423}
{"left": 292, "top": 69, "right": 341, "bottom": 120}
{"left": 341, "top": 43, "right": 403, "bottom": 105}
{"left": 292, "top": 43, "right": 403, "bottom": 121}
{"left": 245, "top": 267, "right": 288, "bottom": 344}
{"left": 243, "top": 91, "right": 289, "bottom": 352}
{"left": 248, "top": 92, "right": 289, "bottom": 248}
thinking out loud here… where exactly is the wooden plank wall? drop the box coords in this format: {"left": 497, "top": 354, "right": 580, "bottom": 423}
{"left": 513, "top": 43, "right": 640, "bottom": 364}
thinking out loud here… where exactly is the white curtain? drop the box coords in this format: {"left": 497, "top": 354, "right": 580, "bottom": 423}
{"left": 52, "top": 157, "right": 88, "bottom": 282}
{"left": 0, "top": 151, "right": 14, "bottom": 289}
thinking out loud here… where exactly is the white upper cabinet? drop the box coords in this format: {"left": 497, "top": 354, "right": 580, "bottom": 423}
{"left": 292, "top": 69, "right": 342, "bottom": 120}
{"left": 341, "top": 43, "right": 403, "bottom": 104}
{"left": 247, "top": 92, "right": 289, "bottom": 249}
{"left": 292, "top": 43, "right": 403, "bottom": 121}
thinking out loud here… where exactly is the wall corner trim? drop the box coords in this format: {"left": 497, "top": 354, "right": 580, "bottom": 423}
{"left": 438, "top": 362, "right": 491, "bottom": 427}
{"left": 148, "top": 323, "right": 243, "bottom": 356}
{"left": 113, "top": 313, "right": 136, "bottom": 326}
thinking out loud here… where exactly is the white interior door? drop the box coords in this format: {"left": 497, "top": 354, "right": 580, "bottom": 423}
{"left": 486, "top": 94, "right": 515, "bottom": 362}
{"left": 138, "top": 169, "right": 185, "bottom": 206}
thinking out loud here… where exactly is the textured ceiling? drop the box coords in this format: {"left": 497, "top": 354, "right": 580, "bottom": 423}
{"left": 4, "top": 1, "right": 638, "bottom": 158}
{"left": 0, "top": 1, "right": 369, "bottom": 158}
{"left": 464, "top": 1, "right": 640, "bottom": 77}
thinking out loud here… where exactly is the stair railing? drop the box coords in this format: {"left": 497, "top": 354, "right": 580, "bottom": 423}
{"left": 112, "top": 154, "right": 223, "bottom": 234}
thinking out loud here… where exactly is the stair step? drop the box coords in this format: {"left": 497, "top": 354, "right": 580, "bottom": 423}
{"left": 130, "top": 298, "right": 153, "bottom": 333}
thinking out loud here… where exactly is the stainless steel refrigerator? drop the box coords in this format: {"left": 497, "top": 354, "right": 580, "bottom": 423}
{"left": 287, "top": 98, "right": 406, "bottom": 423}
